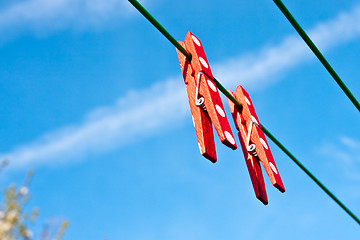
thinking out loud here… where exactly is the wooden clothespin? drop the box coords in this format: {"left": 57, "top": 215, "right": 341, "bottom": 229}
{"left": 227, "top": 86, "right": 285, "bottom": 204}
{"left": 177, "top": 32, "right": 237, "bottom": 163}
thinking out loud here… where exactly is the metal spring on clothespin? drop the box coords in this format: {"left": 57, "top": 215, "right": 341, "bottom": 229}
{"left": 246, "top": 119, "right": 261, "bottom": 157}
{"left": 195, "top": 72, "right": 207, "bottom": 111}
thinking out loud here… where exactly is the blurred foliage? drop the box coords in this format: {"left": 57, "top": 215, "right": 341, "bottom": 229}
{"left": 0, "top": 160, "right": 69, "bottom": 240}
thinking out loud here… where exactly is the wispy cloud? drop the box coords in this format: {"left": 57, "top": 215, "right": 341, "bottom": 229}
{"left": 0, "top": 0, "right": 134, "bottom": 42}
{"left": 215, "top": 5, "right": 360, "bottom": 90}
{"left": 214, "top": 35, "right": 309, "bottom": 90}
{"left": 2, "top": 80, "right": 187, "bottom": 168}
{"left": 1, "top": 4, "right": 360, "bottom": 169}
{"left": 319, "top": 136, "right": 360, "bottom": 182}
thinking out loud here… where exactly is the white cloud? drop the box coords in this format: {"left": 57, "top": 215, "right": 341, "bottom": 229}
{"left": 310, "top": 6, "right": 360, "bottom": 49}
{"left": 0, "top": 0, "right": 133, "bottom": 42}
{"left": 1, "top": 79, "right": 188, "bottom": 168}
{"left": 1, "top": 4, "right": 360, "bottom": 169}
{"left": 319, "top": 136, "right": 360, "bottom": 182}
{"left": 215, "top": 4, "right": 360, "bottom": 90}
{"left": 214, "top": 35, "right": 309, "bottom": 90}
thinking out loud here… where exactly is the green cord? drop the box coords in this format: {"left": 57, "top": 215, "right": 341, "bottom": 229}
{"left": 273, "top": 0, "right": 360, "bottom": 112}
{"left": 128, "top": 0, "right": 191, "bottom": 60}
{"left": 127, "top": 0, "right": 360, "bottom": 225}
{"left": 262, "top": 126, "right": 360, "bottom": 225}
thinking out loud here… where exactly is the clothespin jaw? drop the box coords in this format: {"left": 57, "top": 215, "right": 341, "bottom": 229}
{"left": 227, "top": 86, "right": 285, "bottom": 204}
{"left": 183, "top": 32, "right": 237, "bottom": 151}
{"left": 177, "top": 41, "right": 217, "bottom": 162}
{"left": 176, "top": 32, "right": 237, "bottom": 163}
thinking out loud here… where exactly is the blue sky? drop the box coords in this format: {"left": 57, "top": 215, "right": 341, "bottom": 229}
{"left": 1, "top": 0, "right": 360, "bottom": 239}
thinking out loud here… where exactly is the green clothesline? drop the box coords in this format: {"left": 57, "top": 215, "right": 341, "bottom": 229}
{"left": 273, "top": 0, "right": 360, "bottom": 112}
{"left": 127, "top": 0, "right": 360, "bottom": 225}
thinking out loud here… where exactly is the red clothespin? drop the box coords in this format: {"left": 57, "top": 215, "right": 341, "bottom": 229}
{"left": 177, "top": 32, "right": 237, "bottom": 163}
{"left": 227, "top": 86, "right": 285, "bottom": 205}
